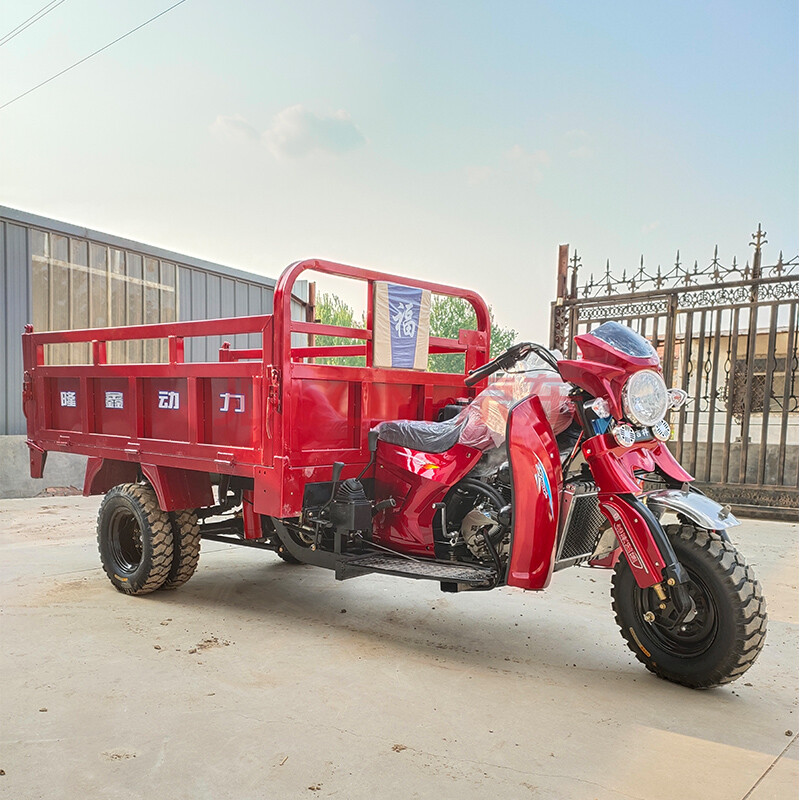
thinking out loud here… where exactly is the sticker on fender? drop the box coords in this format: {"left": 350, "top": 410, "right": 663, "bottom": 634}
{"left": 532, "top": 455, "right": 554, "bottom": 518}
{"left": 605, "top": 505, "right": 643, "bottom": 570}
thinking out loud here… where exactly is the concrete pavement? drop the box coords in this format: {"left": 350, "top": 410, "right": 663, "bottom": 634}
{"left": 1, "top": 496, "right": 797, "bottom": 799}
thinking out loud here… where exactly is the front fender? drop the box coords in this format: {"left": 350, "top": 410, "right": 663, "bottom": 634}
{"left": 598, "top": 494, "right": 689, "bottom": 588}
{"left": 646, "top": 489, "right": 740, "bottom": 530}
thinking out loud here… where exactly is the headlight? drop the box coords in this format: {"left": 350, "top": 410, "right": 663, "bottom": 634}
{"left": 622, "top": 370, "right": 669, "bottom": 427}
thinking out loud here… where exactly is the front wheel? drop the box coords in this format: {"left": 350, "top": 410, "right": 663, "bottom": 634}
{"left": 611, "top": 523, "right": 767, "bottom": 688}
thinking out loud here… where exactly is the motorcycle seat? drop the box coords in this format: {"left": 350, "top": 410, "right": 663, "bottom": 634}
{"left": 373, "top": 419, "right": 464, "bottom": 454}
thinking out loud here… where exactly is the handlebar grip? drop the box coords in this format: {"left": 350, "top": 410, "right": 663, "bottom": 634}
{"left": 465, "top": 342, "right": 532, "bottom": 387}
{"left": 464, "top": 365, "right": 492, "bottom": 387}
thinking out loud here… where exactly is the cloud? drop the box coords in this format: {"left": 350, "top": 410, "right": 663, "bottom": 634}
{"left": 642, "top": 221, "right": 661, "bottom": 234}
{"left": 211, "top": 114, "right": 260, "bottom": 143}
{"left": 565, "top": 129, "right": 589, "bottom": 141}
{"left": 568, "top": 144, "right": 593, "bottom": 159}
{"left": 464, "top": 145, "right": 550, "bottom": 186}
{"left": 263, "top": 105, "right": 366, "bottom": 159}
{"left": 564, "top": 129, "right": 593, "bottom": 159}
{"left": 505, "top": 144, "right": 549, "bottom": 182}
{"left": 506, "top": 144, "right": 550, "bottom": 167}
{"left": 465, "top": 165, "right": 494, "bottom": 185}
{"left": 506, "top": 144, "right": 550, "bottom": 173}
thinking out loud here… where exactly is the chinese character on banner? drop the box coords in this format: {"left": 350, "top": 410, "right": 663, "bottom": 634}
{"left": 392, "top": 302, "right": 417, "bottom": 338}
{"left": 158, "top": 391, "right": 180, "bottom": 410}
{"left": 105, "top": 391, "right": 124, "bottom": 409}
{"left": 60, "top": 391, "right": 77, "bottom": 407}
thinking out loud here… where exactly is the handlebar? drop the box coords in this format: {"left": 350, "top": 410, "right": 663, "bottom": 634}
{"left": 464, "top": 342, "right": 560, "bottom": 387}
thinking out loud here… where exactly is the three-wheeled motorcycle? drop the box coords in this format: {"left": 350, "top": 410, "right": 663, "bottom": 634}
{"left": 269, "top": 323, "right": 766, "bottom": 689}
{"left": 22, "top": 260, "right": 767, "bottom": 689}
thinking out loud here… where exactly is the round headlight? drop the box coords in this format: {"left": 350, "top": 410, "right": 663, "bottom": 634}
{"left": 622, "top": 370, "right": 669, "bottom": 427}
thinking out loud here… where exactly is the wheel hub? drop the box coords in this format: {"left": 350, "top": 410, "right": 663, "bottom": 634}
{"left": 109, "top": 508, "right": 143, "bottom": 573}
{"left": 636, "top": 572, "right": 718, "bottom": 657}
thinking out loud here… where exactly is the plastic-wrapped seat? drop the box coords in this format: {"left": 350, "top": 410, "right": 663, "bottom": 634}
{"left": 374, "top": 419, "right": 464, "bottom": 453}
{"left": 374, "top": 361, "right": 574, "bottom": 456}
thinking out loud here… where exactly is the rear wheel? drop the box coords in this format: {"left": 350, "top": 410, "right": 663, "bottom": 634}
{"left": 97, "top": 483, "right": 173, "bottom": 595}
{"left": 611, "top": 523, "right": 767, "bottom": 688}
{"left": 161, "top": 509, "right": 201, "bottom": 589}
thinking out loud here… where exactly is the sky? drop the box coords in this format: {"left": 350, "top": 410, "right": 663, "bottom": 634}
{"left": 1, "top": 0, "right": 797, "bottom": 342}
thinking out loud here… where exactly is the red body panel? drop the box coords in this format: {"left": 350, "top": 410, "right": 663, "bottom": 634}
{"left": 242, "top": 489, "right": 261, "bottom": 539}
{"left": 506, "top": 396, "right": 563, "bottom": 590}
{"left": 372, "top": 442, "right": 481, "bottom": 555}
{"left": 563, "top": 332, "right": 694, "bottom": 588}
{"left": 582, "top": 433, "right": 693, "bottom": 494}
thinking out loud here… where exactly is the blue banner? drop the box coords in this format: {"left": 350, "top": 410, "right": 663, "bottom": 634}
{"left": 387, "top": 284, "right": 423, "bottom": 368}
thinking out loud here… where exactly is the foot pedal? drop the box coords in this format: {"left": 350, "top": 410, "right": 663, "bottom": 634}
{"left": 345, "top": 553, "right": 496, "bottom": 586}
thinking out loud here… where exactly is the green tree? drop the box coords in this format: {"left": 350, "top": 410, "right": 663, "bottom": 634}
{"left": 427, "top": 295, "right": 516, "bottom": 373}
{"left": 312, "top": 292, "right": 366, "bottom": 366}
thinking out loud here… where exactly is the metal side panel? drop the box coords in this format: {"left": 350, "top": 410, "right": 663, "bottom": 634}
{"left": 3, "top": 222, "right": 31, "bottom": 434}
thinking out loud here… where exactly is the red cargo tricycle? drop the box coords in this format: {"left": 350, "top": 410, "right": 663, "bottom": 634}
{"left": 21, "top": 259, "right": 766, "bottom": 688}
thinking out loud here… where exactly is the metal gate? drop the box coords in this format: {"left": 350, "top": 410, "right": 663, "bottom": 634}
{"left": 550, "top": 226, "right": 799, "bottom": 519}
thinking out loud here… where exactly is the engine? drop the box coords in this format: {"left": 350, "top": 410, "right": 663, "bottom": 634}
{"left": 438, "top": 452, "right": 512, "bottom": 566}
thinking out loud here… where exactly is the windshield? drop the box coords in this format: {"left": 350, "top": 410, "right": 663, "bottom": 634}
{"left": 456, "top": 367, "right": 572, "bottom": 451}
{"left": 588, "top": 321, "right": 656, "bottom": 358}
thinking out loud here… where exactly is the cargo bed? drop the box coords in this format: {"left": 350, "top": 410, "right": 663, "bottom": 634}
{"left": 23, "top": 259, "right": 491, "bottom": 520}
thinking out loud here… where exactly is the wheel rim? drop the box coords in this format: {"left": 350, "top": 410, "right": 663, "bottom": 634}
{"left": 634, "top": 569, "right": 719, "bottom": 657}
{"left": 109, "top": 507, "right": 143, "bottom": 574}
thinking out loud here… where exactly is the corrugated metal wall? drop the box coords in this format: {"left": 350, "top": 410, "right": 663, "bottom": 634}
{"left": 1, "top": 219, "right": 32, "bottom": 436}
{"left": 0, "top": 207, "right": 309, "bottom": 435}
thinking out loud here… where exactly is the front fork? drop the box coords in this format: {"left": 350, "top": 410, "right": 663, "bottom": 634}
{"left": 598, "top": 493, "right": 694, "bottom": 622}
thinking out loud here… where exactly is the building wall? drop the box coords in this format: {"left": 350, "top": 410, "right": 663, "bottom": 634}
{"left": 1, "top": 207, "right": 309, "bottom": 435}
{"left": 1, "top": 219, "right": 31, "bottom": 436}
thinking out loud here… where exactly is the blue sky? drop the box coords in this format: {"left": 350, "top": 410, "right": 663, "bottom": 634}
{"left": 1, "top": 0, "right": 797, "bottom": 339}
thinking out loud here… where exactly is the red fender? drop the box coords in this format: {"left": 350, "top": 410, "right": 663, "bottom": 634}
{"left": 598, "top": 494, "right": 665, "bottom": 587}
{"left": 506, "top": 396, "right": 563, "bottom": 590}
{"left": 140, "top": 464, "right": 213, "bottom": 511}
{"left": 83, "top": 458, "right": 212, "bottom": 512}
{"left": 83, "top": 457, "right": 138, "bottom": 496}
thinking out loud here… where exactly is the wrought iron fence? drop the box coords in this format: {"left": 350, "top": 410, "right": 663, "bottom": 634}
{"left": 550, "top": 225, "right": 799, "bottom": 519}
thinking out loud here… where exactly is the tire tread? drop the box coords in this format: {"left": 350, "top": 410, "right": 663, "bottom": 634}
{"left": 161, "top": 509, "right": 201, "bottom": 589}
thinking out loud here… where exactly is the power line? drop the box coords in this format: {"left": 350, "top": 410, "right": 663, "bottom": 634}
{"left": 0, "top": 0, "right": 69, "bottom": 48}
{"left": 0, "top": 0, "right": 188, "bottom": 112}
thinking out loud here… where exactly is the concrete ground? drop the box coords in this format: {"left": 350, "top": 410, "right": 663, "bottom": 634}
{"left": 1, "top": 496, "right": 797, "bottom": 800}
